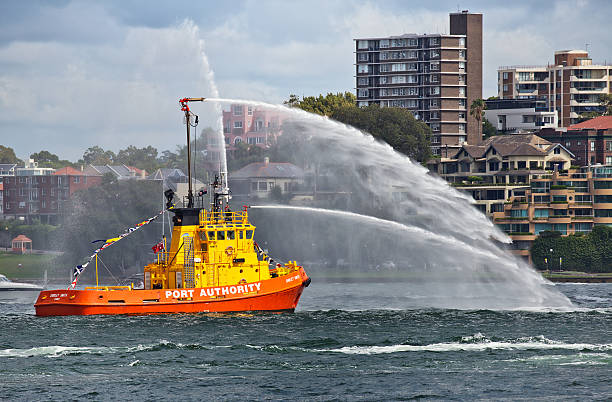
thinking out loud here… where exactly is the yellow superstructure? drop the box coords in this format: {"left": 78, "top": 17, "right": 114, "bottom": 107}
{"left": 144, "top": 207, "right": 297, "bottom": 291}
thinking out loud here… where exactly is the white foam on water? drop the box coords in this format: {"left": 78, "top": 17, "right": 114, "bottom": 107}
{"left": 318, "top": 334, "right": 612, "bottom": 355}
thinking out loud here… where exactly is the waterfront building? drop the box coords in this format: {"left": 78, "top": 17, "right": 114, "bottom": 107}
{"left": 498, "top": 50, "right": 612, "bottom": 127}
{"left": 222, "top": 104, "right": 283, "bottom": 151}
{"left": 229, "top": 157, "right": 304, "bottom": 199}
{"left": 494, "top": 165, "right": 612, "bottom": 262}
{"left": 538, "top": 115, "right": 612, "bottom": 166}
{"left": 0, "top": 163, "right": 17, "bottom": 182}
{"left": 484, "top": 98, "right": 558, "bottom": 133}
{"left": 3, "top": 165, "right": 102, "bottom": 224}
{"left": 429, "top": 134, "right": 574, "bottom": 213}
{"left": 354, "top": 11, "right": 483, "bottom": 157}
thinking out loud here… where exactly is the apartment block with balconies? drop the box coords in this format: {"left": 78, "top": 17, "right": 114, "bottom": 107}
{"left": 354, "top": 11, "right": 482, "bottom": 157}
{"left": 493, "top": 165, "right": 612, "bottom": 262}
{"left": 498, "top": 50, "right": 612, "bottom": 128}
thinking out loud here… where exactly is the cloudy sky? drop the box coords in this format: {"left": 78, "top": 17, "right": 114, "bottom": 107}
{"left": 1, "top": 0, "right": 610, "bottom": 161}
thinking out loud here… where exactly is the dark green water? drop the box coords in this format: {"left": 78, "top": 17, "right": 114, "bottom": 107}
{"left": 1, "top": 283, "right": 611, "bottom": 400}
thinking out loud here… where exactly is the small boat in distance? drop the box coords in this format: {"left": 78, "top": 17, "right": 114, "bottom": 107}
{"left": 0, "top": 274, "right": 43, "bottom": 292}
{"left": 35, "top": 97, "right": 310, "bottom": 316}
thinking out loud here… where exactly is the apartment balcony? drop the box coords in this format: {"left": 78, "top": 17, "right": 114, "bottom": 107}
{"left": 508, "top": 233, "right": 536, "bottom": 241}
{"left": 549, "top": 216, "right": 571, "bottom": 224}
{"left": 570, "top": 87, "right": 607, "bottom": 94}
{"left": 572, "top": 215, "right": 594, "bottom": 221}
{"left": 570, "top": 75, "right": 608, "bottom": 81}
{"left": 570, "top": 100, "right": 600, "bottom": 107}
{"left": 550, "top": 202, "right": 569, "bottom": 209}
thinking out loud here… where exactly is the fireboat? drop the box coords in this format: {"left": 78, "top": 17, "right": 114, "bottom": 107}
{"left": 35, "top": 97, "right": 310, "bottom": 316}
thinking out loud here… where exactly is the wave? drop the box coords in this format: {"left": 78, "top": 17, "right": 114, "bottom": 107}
{"left": 318, "top": 334, "right": 612, "bottom": 355}
{"left": 0, "top": 340, "right": 221, "bottom": 358}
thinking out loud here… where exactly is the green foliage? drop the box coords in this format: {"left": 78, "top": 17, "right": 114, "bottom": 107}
{"left": 30, "top": 150, "right": 74, "bottom": 169}
{"left": 285, "top": 92, "right": 356, "bottom": 117}
{"left": 0, "top": 220, "right": 61, "bottom": 250}
{"left": 599, "top": 94, "right": 612, "bottom": 116}
{"left": 470, "top": 98, "right": 486, "bottom": 140}
{"left": 228, "top": 142, "right": 266, "bottom": 172}
{"left": 531, "top": 226, "right": 612, "bottom": 272}
{"left": 467, "top": 176, "right": 483, "bottom": 182}
{"left": 577, "top": 111, "right": 601, "bottom": 123}
{"left": 331, "top": 104, "right": 432, "bottom": 162}
{"left": 115, "top": 145, "right": 160, "bottom": 173}
{"left": 482, "top": 118, "right": 498, "bottom": 140}
{"left": 81, "top": 146, "right": 116, "bottom": 165}
{"left": 0, "top": 145, "right": 22, "bottom": 165}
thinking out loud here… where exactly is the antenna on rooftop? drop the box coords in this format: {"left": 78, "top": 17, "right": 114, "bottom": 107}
{"left": 585, "top": 43, "right": 590, "bottom": 53}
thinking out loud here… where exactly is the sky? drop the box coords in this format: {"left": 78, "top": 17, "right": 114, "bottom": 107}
{"left": 1, "top": 0, "right": 611, "bottom": 162}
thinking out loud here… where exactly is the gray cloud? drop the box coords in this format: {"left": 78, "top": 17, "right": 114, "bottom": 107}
{"left": 1, "top": 0, "right": 611, "bottom": 161}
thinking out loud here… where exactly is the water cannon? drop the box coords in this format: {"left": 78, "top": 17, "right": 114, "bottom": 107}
{"left": 179, "top": 97, "right": 206, "bottom": 112}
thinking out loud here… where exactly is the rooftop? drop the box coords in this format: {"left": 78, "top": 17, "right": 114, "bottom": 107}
{"left": 231, "top": 161, "right": 304, "bottom": 179}
{"left": 568, "top": 116, "right": 612, "bottom": 131}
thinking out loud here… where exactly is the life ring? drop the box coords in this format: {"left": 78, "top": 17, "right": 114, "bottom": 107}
{"left": 225, "top": 246, "right": 234, "bottom": 256}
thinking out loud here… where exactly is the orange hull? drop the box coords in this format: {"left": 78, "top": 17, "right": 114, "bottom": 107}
{"left": 35, "top": 268, "right": 309, "bottom": 317}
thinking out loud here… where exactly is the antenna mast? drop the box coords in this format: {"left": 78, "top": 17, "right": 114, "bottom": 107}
{"left": 179, "top": 97, "right": 205, "bottom": 208}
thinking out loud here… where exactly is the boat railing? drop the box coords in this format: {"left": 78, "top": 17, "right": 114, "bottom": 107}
{"left": 199, "top": 210, "right": 250, "bottom": 225}
{"left": 84, "top": 285, "right": 132, "bottom": 291}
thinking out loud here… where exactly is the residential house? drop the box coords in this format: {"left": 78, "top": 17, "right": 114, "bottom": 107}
{"left": 229, "top": 158, "right": 304, "bottom": 199}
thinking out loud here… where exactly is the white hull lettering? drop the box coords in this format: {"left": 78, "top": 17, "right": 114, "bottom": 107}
{"left": 194, "top": 282, "right": 262, "bottom": 298}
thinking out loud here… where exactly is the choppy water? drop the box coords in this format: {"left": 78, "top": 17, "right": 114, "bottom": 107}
{"left": 1, "top": 282, "right": 611, "bottom": 400}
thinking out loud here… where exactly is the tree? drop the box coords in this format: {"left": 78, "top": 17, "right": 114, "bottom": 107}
{"left": 0, "top": 145, "right": 22, "bottom": 165}
{"left": 115, "top": 145, "right": 159, "bottom": 173}
{"left": 30, "top": 150, "right": 74, "bottom": 169}
{"left": 576, "top": 111, "right": 601, "bottom": 123}
{"left": 470, "top": 98, "right": 486, "bottom": 142}
{"left": 81, "top": 146, "right": 116, "bottom": 165}
{"left": 599, "top": 94, "right": 612, "bottom": 116}
{"left": 331, "top": 104, "right": 432, "bottom": 162}
{"left": 482, "top": 118, "right": 498, "bottom": 139}
{"left": 285, "top": 93, "right": 432, "bottom": 162}
{"left": 284, "top": 92, "right": 356, "bottom": 117}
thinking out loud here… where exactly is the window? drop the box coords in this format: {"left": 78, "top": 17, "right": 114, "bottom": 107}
{"left": 502, "top": 72, "right": 508, "bottom": 79}
{"left": 429, "top": 37, "right": 439, "bottom": 46}
{"left": 391, "top": 75, "right": 406, "bottom": 84}
{"left": 459, "top": 50, "right": 465, "bottom": 59}
{"left": 430, "top": 50, "right": 439, "bottom": 58}
{"left": 380, "top": 39, "right": 389, "bottom": 48}
{"left": 606, "top": 141, "right": 612, "bottom": 151}
{"left": 234, "top": 121, "right": 243, "bottom": 128}
{"left": 430, "top": 74, "right": 438, "bottom": 83}
{"left": 459, "top": 112, "right": 466, "bottom": 120}
{"left": 459, "top": 37, "right": 465, "bottom": 46}
{"left": 217, "top": 231, "right": 225, "bottom": 240}
{"left": 358, "top": 65, "right": 369, "bottom": 74}
{"left": 73, "top": 176, "right": 80, "bottom": 183}
{"left": 358, "top": 89, "right": 369, "bottom": 97}
{"left": 459, "top": 124, "right": 466, "bottom": 133}
{"left": 379, "top": 76, "right": 388, "bottom": 85}
{"left": 607, "top": 156, "right": 612, "bottom": 164}
{"left": 357, "top": 40, "right": 368, "bottom": 49}
{"left": 591, "top": 141, "right": 595, "bottom": 151}
{"left": 459, "top": 87, "right": 465, "bottom": 96}
{"left": 233, "top": 105, "right": 243, "bottom": 116}
{"left": 459, "top": 62, "right": 465, "bottom": 70}
{"left": 459, "top": 99, "right": 466, "bottom": 107}
{"left": 247, "top": 106, "right": 253, "bottom": 116}
{"left": 226, "top": 230, "right": 235, "bottom": 240}
{"left": 258, "top": 182, "right": 268, "bottom": 191}
{"left": 392, "top": 63, "right": 407, "bottom": 72}
{"left": 358, "top": 77, "right": 368, "bottom": 86}
{"left": 358, "top": 53, "right": 368, "bottom": 61}
{"left": 246, "top": 230, "right": 253, "bottom": 239}
{"left": 503, "top": 84, "right": 508, "bottom": 92}
{"left": 430, "top": 87, "right": 440, "bottom": 95}
{"left": 430, "top": 62, "right": 439, "bottom": 71}
{"left": 430, "top": 99, "right": 439, "bottom": 107}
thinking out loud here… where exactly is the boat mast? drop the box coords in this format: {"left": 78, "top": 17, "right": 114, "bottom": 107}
{"left": 179, "top": 97, "right": 205, "bottom": 208}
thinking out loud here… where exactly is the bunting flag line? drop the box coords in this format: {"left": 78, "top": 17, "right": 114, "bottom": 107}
{"left": 68, "top": 210, "right": 165, "bottom": 290}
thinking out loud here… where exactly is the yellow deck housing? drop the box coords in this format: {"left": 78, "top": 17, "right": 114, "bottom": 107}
{"left": 144, "top": 208, "right": 296, "bottom": 290}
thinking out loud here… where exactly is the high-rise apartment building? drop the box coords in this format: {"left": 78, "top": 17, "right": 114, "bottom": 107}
{"left": 354, "top": 11, "right": 483, "bottom": 156}
{"left": 498, "top": 50, "right": 612, "bottom": 127}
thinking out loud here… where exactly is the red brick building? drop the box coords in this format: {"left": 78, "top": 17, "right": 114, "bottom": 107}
{"left": 539, "top": 116, "right": 612, "bottom": 166}
{"left": 3, "top": 166, "right": 102, "bottom": 224}
{"left": 223, "top": 104, "right": 283, "bottom": 151}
